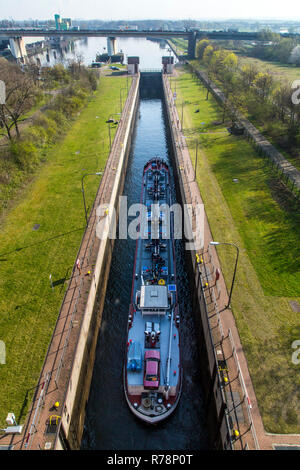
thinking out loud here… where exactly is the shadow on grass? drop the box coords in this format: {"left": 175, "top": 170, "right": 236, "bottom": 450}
{"left": 52, "top": 266, "right": 72, "bottom": 293}
{"left": 248, "top": 326, "right": 300, "bottom": 432}
{"left": 18, "top": 390, "right": 29, "bottom": 425}
{"left": 0, "top": 226, "right": 86, "bottom": 258}
{"left": 203, "top": 134, "right": 300, "bottom": 291}
{"left": 199, "top": 133, "right": 241, "bottom": 150}
{"left": 15, "top": 377, "right": 45, "bottom": 426}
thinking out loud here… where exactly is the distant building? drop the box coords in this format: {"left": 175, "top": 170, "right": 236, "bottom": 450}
{"left": 54, "top": 14, "right": 72, "bottom": 31}
{"left": 62, "top": 18, "right": 72, "bottom": 30}
{"left": 54, "top": 14, "right": 60, "bottom": 30}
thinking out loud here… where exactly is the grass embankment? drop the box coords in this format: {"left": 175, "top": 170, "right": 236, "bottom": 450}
{"left": 234, "top": 56, "right": 300, "bottom": 171}
{"left": 168, "top": 38, "right": 188, "bottom": 56}
{"left": 0, "top": 74, "right": 130, "bottom": 426}
{"left": 236, "top": 55, "right": 300, "bottom": 85}
{"left": 206, "top": 43, "right": 300, "bottom": 84}
{"left": 172, "top": 66, "right": 300, "bottom": 433}
{"left": 190, "top": 58, "right": 300, "bottom": 172}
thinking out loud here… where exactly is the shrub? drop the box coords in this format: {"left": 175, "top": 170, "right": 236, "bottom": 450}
{"left": 87, "top": 71, "right": 98, "bottom": 91}
{"left": 286, "top": 408, "right": 298, "bottom": 425}
{"left": 45, "top": 109, "right": 68, "bottom": 129}
{"left": 27, "top": 113, "right": 59, "bottom": 145}
{"left": 10, "top": 139, "right": 38, "bottom": 171}
{"left": 25, "top": 125, "right": 49, "bottom": 147}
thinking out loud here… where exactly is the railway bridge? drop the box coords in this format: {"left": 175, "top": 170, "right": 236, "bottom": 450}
{"left": 0, "top": 28, "right": 290, "bottom": 63}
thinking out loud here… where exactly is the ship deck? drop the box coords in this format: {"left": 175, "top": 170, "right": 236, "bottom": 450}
{"left": 127, "top": 309, "right": 180, "bottom": 388}
{"left": 125, "top": 158, "right": 181, "bottom": 397}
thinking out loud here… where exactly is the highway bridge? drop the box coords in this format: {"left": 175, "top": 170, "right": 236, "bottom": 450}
{"left": 0, "top": 28, "right": 298, "bottom": 61}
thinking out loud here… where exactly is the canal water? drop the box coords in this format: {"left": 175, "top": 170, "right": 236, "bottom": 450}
{"left": 25, "top": 36, "right": 178, "bottom": 69}
{"left": 80, "top": 81, "right": 209, "bottom": 450}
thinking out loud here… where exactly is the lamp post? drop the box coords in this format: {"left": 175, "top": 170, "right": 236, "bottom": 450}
{"left": 186, "top": 137, "right": 199, "bottom": 181}
{"left": 181, "top": 100, "right": 187, "bottom": 131}
{"left": 81, "top": 172, "right": 103, "bottom": 225}
{"left": 209, "top": 241, "right": 239, "bottom": 312}
{"left": 194, "top": 139, "right": 198, "bottom": 180}
{"left": 120, "top": 87, "right": 127, "bottom": 114}
{"left": 108, "top": 121, "right": 112, "bottom": 152}
{"left": 106, "top": 113, "right": 121, "bottom": 151}
{"left": 181, "top": 100, "right": 184, "bottom": 130}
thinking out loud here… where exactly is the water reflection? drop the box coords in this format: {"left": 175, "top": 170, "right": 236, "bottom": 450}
{"left": 26, "top": 36, "right": 177, "bottom": 69}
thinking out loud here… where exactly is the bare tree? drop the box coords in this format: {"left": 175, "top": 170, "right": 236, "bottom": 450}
{"left": 67, "top": 54, "right": 85, "bottom": 78}
{"left": 0, "top": 61, "right": 36, "bottom": 140}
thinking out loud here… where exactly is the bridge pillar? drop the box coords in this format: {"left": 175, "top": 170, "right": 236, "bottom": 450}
{"left": 107, "top": 36, "right": 117, "bottom": 56}
{"left": 9, "top": 37, "right": 28, "bottom": 64}
{"left": 187, "top": 31, "right": 197, "bottom": 60}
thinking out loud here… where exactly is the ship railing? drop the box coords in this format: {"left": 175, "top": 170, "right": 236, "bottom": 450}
{"left": 165, "top": 306, "right": 174, "bottom": 388}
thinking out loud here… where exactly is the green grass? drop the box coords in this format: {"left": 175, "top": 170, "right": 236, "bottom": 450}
{"left": 198, "top": 45, "right": 300, "bottom": 84}
{"left": 168, "top": 38, "right": 188, "bottom": 55}
{"left": 0, "top": 75, "right": 130, "bottom": 426}
{"left": 173, "top": 66, "right": 300, "bottom": 433}
{"left": 190, "top": 59, "right": 300, "bottom": 172}
{"left": 237, "top": 55, "right": 300, "bottom": 85}
{"left": 227, "top": 54, "right": 300, "bottom": 171}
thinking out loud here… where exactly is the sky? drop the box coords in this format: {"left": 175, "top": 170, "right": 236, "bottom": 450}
{"left": 0, "top": 0, "right": 300, "bottom": 22}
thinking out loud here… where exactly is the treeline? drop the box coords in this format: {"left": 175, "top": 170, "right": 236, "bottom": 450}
{"left": 195, "top": 39, "right": 300, "bottom": 160}
{"left": 0, "top": 58, "right": 99, "bottom": 209}
{"left": 234, "top": 29, "right": 300, "bottom": 66}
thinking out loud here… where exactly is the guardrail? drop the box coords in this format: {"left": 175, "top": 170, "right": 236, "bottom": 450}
{"left": 24, "top": 372, "right": 51, "bottom": 449}
{"left": 21, "top": 76, "right": 139, "bottom": 450}
{"left": 162, "top": 74, "right": 234, "bottom": 449}
{"left": 162, "top": 72, "right": 261, "bottom": 450}
{"left": 228, "top": 329, "right": 260, "bottom": 450}
{"left": 140, "top": 68, "right": 162, "bottom": 73}
{"left": 200, "top": 244, "right": 260, "bottom": 450}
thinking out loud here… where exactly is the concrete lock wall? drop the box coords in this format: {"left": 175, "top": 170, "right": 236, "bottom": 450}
{"left": 161, "top": 75, "right": 230, "bottom": 450}
{"left": 56, "top": 76, "right": 140, "bottom": 450}
{"left": 53, "top": 71, "right": 225, "bottom": 450}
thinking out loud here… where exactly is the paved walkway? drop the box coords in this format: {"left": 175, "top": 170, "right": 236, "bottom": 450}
{"left": 163, "top": 72, "right": 300, "bottom": 450}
